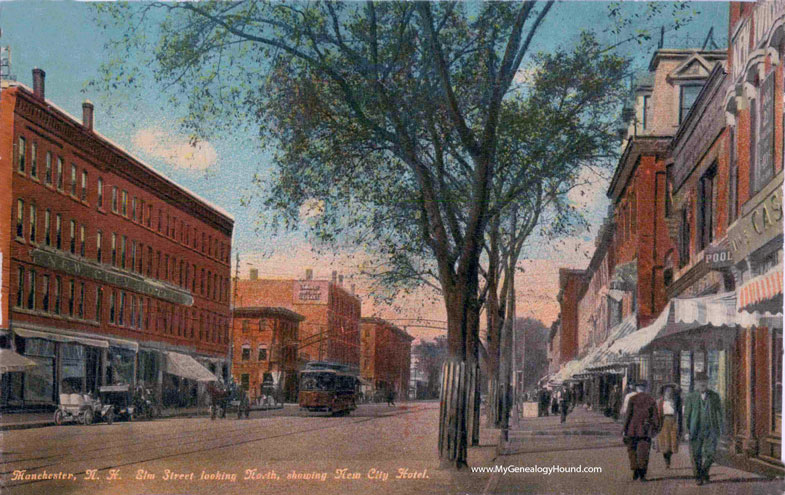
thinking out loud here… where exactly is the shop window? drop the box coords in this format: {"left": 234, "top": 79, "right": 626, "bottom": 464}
{"left": 679, "top": 84, "right": 702, "bottom": 124}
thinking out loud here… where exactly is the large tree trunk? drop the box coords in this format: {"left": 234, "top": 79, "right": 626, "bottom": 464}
{"left": 438, "top": 276, "right": 481, "bottom": 469}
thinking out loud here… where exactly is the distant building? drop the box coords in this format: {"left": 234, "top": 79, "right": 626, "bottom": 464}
{"left": 234, "top": 270, "right": 361, "bottom": 371}
{"left": 360, "top": 317, "right": 414, "bottom": 398}
{"left": 231, "top": 306, "right": 304, "bottom": 402}
{"left": 556, "top": 269, "right": 588, "bottom": 364}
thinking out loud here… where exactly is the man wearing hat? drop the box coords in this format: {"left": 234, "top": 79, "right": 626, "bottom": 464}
{"left": 623, "top": 381, "right": 660, "bottom": 481}
{"left": 684, "top": 372, "right": 722, "bottom": 485}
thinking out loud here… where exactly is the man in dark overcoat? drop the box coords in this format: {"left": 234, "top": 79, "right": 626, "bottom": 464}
{"left": 623, "top": 381, "right": 660, "bottom": 481}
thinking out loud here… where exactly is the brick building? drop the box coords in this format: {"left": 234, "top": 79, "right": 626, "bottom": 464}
{"left": 722, "top": 0, "right": 784, "bottom": 468}
{"left": 0, "top": 71, "right": 233, "bottom": 408}
{"left": 234, "top": 270, "right": 361, "bottom": 371}
{"left": 359, "top": 317, "right": 413, "bottom": 398}
{"left": 555, "top": 269, "right": 588, "bottom": 365}
{"left": 231, "top": 306, "right": 303, "bottom": 402}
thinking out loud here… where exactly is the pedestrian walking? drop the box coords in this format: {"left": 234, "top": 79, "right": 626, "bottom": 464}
{"left": 559, "top": 387, "right": 572, "bottom": 424}
{"left": 622, "top": 381, "right": 660, "bottom": 482}
{"left": 387, "top": 389, "right": 396, "bottom": 407}
{"left": 656, "top": 384, "right": 683, "bottom": 469}
{"left": 551, "top": 392, "right": 559, "bottom": 415}
{"left": 684, "top": 372, "right": 723, "bottom": 485}
{"left": 620, "top": 383, "right": 637, "bottom": 417}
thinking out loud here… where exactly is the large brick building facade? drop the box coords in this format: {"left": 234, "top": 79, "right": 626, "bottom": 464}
{"left": 231, "top": 306, "right": 303, "bottom": 402}
{"left": 0, "top": 71, "right": 233, "bottom": 408}
{"left": 234, "top": 270, "right": 361, "bottom": 370}
{"left": 359, "top": 317, "right": 413, "bottom": 398}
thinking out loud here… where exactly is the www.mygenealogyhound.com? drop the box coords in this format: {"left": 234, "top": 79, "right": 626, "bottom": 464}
{"left": 470, "top": 465, "right": 602, "bottom": 475}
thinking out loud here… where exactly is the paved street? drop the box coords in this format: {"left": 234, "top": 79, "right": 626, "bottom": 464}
{"left": 3, "top": 401, "right": 784, "bottom": 495}
{"left": 1, "top": 401, "right": 497, "bottom": 495}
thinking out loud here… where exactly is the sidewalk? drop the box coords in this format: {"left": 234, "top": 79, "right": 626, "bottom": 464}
{"left": 485, "top": 406, "right": 784, "bottom": 495}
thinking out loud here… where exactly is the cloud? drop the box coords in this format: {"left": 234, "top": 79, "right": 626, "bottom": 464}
{"left": 132, "top": 128, "right": 217, "bottom": 172}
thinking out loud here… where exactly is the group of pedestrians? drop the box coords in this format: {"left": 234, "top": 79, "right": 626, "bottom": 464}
{"left": 536, "top": 386, "right": 573, "bottom": 423}
{"left": 622, "top": 372, "right": 722, "bottom": 485}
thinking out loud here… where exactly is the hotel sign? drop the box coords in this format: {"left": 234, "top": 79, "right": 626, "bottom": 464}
{"left": 727, "top": 171, "right": 784, "bottom": 263}
{"left": 31, "top": 248, "right": 193, "bottom": 306}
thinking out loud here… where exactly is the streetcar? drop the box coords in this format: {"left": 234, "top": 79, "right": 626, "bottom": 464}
{"left": 298, "top": 362, "right": 358, "bottom": 416}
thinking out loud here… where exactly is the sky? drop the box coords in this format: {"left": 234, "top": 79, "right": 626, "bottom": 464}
{"left": 0, "top": 1, "right": 730, "bottom": 341}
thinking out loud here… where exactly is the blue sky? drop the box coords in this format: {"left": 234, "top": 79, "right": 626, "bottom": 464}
{"left": 0, "top": 1, "right": 730, "bottom": 328}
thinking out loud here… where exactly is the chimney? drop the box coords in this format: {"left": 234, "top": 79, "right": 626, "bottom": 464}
{"left": 249, "top": 268, "right": 258, "bottom": 281}
{"left": 32, "top": 68, "right": 45, "bottom": 99}
{"left": 305, "top": 269, "right": 313, "bottom": 280}
{"left": 338, "top": 274, "right": 344, "bottom": 286}
{"left": 82, "top": 100, "right": 94, "bottom": 131}
{"left": 331, "top": 270, "right": 337, "bottom": 283}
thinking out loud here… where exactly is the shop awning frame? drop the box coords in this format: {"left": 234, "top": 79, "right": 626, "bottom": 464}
{"left": 0, "top": 349, "right": 40, "bottom": 373}
{"left": 165, "top": 351, "right": 219, "bottom": 382}
{"left": 737, "top": 263, "right": 783, "bottom": 314}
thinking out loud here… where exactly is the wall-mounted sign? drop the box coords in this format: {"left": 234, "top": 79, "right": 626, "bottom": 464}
{"left": 704, "top": 245, "right": 733, "bottom": 269}
{"left": 728, "top": 171, "right": 783, "bottom": 263}
{"left": 31, "top": 248, "right": 193, "bottom": 306}
{"left": 293, "top": 280, "right": 328, "bottom": 305}
{"left": 757, "top": 73, "right": 776, "bottom": 192}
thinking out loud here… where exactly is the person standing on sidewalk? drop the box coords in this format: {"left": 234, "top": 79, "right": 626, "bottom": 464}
{"left": 623, "top": 381, "right": 660, "bottom": 482}
{"left": 656, "top": 384, "right": 683, "bottom": 469}
{"left": 620, "top": 383, "right": 637, "bottom": 417}
{"left": 684, "top": 372, "right": 722, "bottom": 485}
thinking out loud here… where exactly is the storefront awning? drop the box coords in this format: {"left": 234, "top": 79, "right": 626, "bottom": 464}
{"left": 607, "top": 292, "right": 737, "bottom": 356}
{"left": 0, "top": 349, "right": 39, "bottom": 373}
{"left": 14, "top": 327, "right": 110, "bottom": 348}
{"left": 737, "top": 263, "right": 783, "bottom": 314}
{"left": 165, "top": 351, "right": 218, "bottom": 382}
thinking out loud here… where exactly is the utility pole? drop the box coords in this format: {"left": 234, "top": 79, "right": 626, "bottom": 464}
{"left": 229, "top": 251, "right": 239, "bottom": 381}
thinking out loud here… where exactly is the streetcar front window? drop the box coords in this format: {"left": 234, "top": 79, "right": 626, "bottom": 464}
{"left": 300, "top": 372, "right": 334, "bottom": 391}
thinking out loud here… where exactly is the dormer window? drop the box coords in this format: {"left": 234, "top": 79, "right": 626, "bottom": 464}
{"left": 679, "top": 84, "right": 703, "bottom": 124}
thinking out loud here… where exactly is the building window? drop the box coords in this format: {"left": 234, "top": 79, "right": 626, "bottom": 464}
{"left": 131, "top": 241, "right": 137, "bottom": 272}
{"left": 241, "top": 346, "right": 250, "bottom": 361}
{"left": 147, "top": 247, "right": 153, "bottom": 276}
{"left": 240, "top": 374, "right": 250, "bottom": 391}
{"left": 30, "top": 141, "right": 37, "bottom": 178}
{"left": 27, "top": 270, "right": 36, "bottom": 310}
{"left": 111, "top": 233, "right": 117, "bottom": 266}
{"left": 68, "top": 279, "right": 75, "bottom": 316}
{"left": 69, "top": 220, "right": 76, "bottom": 254}
{"left": 121, "top": 236, "right": 127, "bottom": 269}
{"left": 95, "top": 287, "right": 103, "bottom": 322}
{"left": 109, "top": 291, "right": 116, "bottom": 324}
{"left": 121, "top": 190, "right": 128, "bottom": 216}
{"left": 55, "top": 214, "right": 62, "bottom": 250}
{"left": 45, "top": 151, "right": 52, "bottom": 184}
{"left": 56, "top": 157, "right": 63, "bottom": 190}
{"left": 729, "top": 126, "right": 738, "bottom": 225}
{"left": 70, "top": 164, "right": 77, "bottom": 196}
{"left": 697, "top": 164, "right": 717, "bottom": 252}
{"left": 258, "top": 346, "right": 268, "bottom": 361}
{"left": 679, "top": 84, "right": 702, "bottom": 124}
{"left": 679, "top": 208, "right": 690, "bottom": 268}
{"left": 119, "top": 292, "right": 126, "bottom": 326}
{"left": 15, "top": 199, "right": 24, "bottom": 239}
{"left": 158, "top": 209, "right": 163, "bottom": 232}
{"left": 78, "top": 282, "right": 85, "bottom": 318}
{"left": 112, "top": 186, "right": 118, "bottom": 213}
{"left": 96, "top": 231, "right": 103, "bottom": 263}
{"left": 42, "top": 275, "right": 50, "bottom": 312}
{"left": 131, "top": 197, "right": 137, "bottom": 221}
{"left": 97, "top": 177, "right": 103, "bottom": 208}
{"left": 29, "top": 204, "right": 36, "bottom": 243}
{"left": 137, "top": 243, "right": 144, "bottom": 273}
{"left": 16, "top": 267, "right": 24, "bottom": 307}
{"left": 642, "top": 95, "right": 651, "bottom": 130}
{"left": 79, "top": 225, "right": 85, "bottom": 257}
{"left": 54, "top": 276, "right": 61, "bottom": 314}
{"left": 17, "top": 136, "right": 25, "bottom": 173}
{"left": 754, "top": 74, "right": 776, "bottom": 194}
{"left": 130, "top": 295, "right": 136, "bottom": 328}
{"left": 44, "top": 209, "right": 51, "bottom": 246}
{"left": 81, "top": 170, "right": 88, "bottom": 201}
{"left": 147, "top": 204, "right": 152, "bottom": 228}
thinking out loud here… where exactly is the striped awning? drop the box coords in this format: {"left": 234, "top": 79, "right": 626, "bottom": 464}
{"left": 737, "top": 263, "right": 783, "bottom": 314}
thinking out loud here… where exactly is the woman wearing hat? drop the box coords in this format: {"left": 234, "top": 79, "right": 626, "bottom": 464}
{"left": 656, "top": 383, "right": 682, "bottom": 468}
